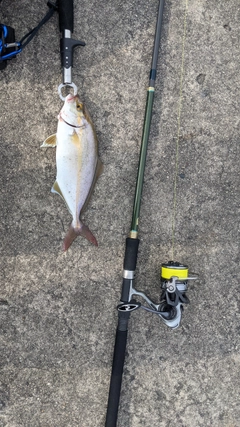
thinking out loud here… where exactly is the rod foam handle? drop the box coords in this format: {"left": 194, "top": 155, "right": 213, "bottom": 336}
{"left": 123, "top": 237, "right": 140, "bottom": 271}
{"left": 58, "top": 0, "right": 74, "bottom": 33}
{"left": 105, "top": 328, "right": 128, "bottom": 427}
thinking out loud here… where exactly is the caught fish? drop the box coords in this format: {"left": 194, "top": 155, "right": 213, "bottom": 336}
{"left": 41, "top": 94, "right": 103, "bottom": 251}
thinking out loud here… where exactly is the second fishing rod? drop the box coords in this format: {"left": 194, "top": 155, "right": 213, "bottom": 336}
{"left": 105, "top": 0, "right": 197, "bottom": 425}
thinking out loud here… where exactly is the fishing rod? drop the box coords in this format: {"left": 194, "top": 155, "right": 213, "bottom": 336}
{"left": 105, "top": 0, "right": 197, "bottom": 425}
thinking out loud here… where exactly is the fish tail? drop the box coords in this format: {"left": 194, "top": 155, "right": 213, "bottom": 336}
{"left": 63, "top": 222, "right": 98, "bottom": 251}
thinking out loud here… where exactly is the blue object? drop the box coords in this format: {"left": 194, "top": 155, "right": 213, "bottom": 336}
{"left": 0, "top": 24, "right": 22, "bottom": 62}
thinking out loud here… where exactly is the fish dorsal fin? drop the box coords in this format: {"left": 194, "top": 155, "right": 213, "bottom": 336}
{"left": 51, "top": 181, "right": 72, "bottom": 214}
{"left": 81, "top": 158, "right": 104, "bottom": 213}
{"left": 41, "top": 134, "right": 57, "bottom": 148}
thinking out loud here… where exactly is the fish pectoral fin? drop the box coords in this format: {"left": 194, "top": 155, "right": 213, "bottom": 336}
{"left": 41, "top": 134, "right": 57, "bottom": 148}
{"left": 51, "top": 181, "right": 72, "bottom": 214}
{"left": 81, "top": 158, "right": 104, "bottom": 213}
{"left": 70, "top": 131, "right": 81, "bottom": 146}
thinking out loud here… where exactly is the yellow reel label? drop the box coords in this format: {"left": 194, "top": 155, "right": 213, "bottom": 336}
{"left": 161, "top": 266, "right": 188, "bottom": 280}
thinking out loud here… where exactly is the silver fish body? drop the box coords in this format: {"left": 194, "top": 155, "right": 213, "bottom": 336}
{"left": 42, "top": 94, "right": 102, "bottom": 250}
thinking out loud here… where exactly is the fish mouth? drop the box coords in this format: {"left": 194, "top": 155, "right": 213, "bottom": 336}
{"left": 66, "top": 94, "right": 77, "bottom": 103}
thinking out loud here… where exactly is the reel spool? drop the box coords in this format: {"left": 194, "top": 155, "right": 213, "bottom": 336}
{"left": 161, "top": 261, "right": 188, "bottom": 281}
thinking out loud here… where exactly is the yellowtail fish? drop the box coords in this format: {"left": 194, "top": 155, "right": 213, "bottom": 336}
{"left": 42, "top": 94, "right": 103, "bottom": 251}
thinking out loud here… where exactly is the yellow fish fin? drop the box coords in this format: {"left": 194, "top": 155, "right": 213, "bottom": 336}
{"left": 51, "top": 181, "right": 71, "bottom": 214}
{"left": 41, "top": 134, "right": 57, "bottom": 148}
{"left": 81, "top": 159, "right": 104, "bottom": 213}
{"left": 70, "top": 132, "right": 80, "bottom": 147}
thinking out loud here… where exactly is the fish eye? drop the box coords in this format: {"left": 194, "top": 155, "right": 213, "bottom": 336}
{"left": 76, "top": 103, "right": 83, "bottom": 111}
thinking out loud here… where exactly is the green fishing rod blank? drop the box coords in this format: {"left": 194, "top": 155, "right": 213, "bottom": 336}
{"left": 130, "top": 86, "right": 155, "bottom": 237}
{"left": 131, "top": 0, "right": 165, "bottom": 237}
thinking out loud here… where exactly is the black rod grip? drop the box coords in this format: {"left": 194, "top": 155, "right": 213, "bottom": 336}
{"left": 123, "top": 237, "right": 140, "bottom": 271}
{"left": 105, "top": 327, "right": 128, "bottom": 427}
{"left": 58, "top": 0, "right": 74, "bottom": 33}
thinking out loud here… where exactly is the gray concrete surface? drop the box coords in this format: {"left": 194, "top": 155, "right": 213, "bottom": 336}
{"left": 0, "top": 0, "right": 239, "bottom": 426}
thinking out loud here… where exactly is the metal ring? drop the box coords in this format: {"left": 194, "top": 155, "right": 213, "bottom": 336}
{"left": 123, "top": 270, "right": 135, "bottom": 280}
{"left": 58, "top": 83, "right": 78, "bottom": 101}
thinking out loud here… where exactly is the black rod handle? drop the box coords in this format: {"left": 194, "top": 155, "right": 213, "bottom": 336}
{"left": 105, "top": 316, "right": 129, "bottom": 427}
{"left": 58, "top": 0, "right": 74, "bottom": 33}
{"left": 123, "top": 237, "right": 140, "bottom": 271}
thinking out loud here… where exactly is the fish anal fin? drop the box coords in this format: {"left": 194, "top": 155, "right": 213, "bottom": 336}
{"left": 81, "top": 158, "right": 104, "bottom": 213}
{"left": 51, "top": 181, "right": 72, "bottom": 214}
{"left": 41, "top": 134, "right": 57, "bottom": 148}
{"left": 51, "top": 181, "right": 63, "bottom": 197}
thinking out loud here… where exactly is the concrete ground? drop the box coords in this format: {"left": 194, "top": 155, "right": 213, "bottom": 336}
{"left": 0, "top": 0, "right": 239, "bottom": 426}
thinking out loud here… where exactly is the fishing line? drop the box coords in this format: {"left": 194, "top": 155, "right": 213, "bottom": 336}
{"left": 171, "top": 0, "right": 189, "bottom": 260}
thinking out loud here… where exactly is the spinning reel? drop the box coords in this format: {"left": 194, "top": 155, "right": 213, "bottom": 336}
{"left": 118, "top": 260, "right": 198, "bottom": 329}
